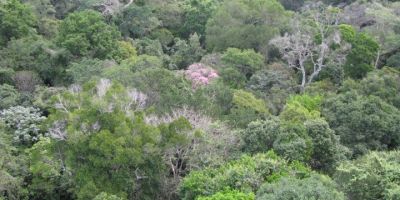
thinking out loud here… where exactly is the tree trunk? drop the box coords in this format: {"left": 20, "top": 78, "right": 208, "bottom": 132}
{"left": 300, "top": 67, "right": 306, "bottom": 92}
{"left": 375, "top": 49, "right": 381, "bottom": 69}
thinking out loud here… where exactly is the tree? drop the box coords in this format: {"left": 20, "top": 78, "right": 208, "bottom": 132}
{"left": 13, "top": 71, "right": 42, "bottom": 93}
{"left": 270, "top": 5, "right": 348, "bottom": 91}
{"left": 0, "top": 84, "right": 19, "bottom": 109}
{"left": 363, "top": 1, "right": 400, "bottom": 68}
{"left": 117, "top": 4, "right": 161, "bottom": 38}
{"left": 340, "top": 24, "right": 379, "bottom": 79}
{"left": 247, "top": 63, "right": 296, "bottom": 114}
{"left": 322, "top": 91, "right": 400, "bottom": 156}
{"left": 241, "top": 118, "right": 313, "bottom": 163}
{"left": 205, "top": 0, "right": 290, "bottom": 52}
{"left": 304, "top": 119, "right": 348, "bottom": 173}
{"left": 0, "top": 106, "right": 45, "bottom": 146}
{"left": 46, "top": 80, "right": 165, "bottom": 199}
{"left": 197, "top": 190, "right": 254, "bottom": 200}
{"left": 130, "top": 68, "right": 194, "bottom": 113}
{"left": 278, "top": 0, "right": 305, "bottom": 11}
{"left": 184, "top": 63, "right": 218, "bottom": 89}
{"left": 219, "top": 67, "right": 246, "bottom": 89}
{"left": 221, "top": 48, "right": 264, "bottom": 79}
{"left": 0, "top": 35, "right": 68, "bottom": 85}
{"left": 335, "top": 151, "right": 400, "bottom": 200}
{"left": 0, "top": 67, "right": 15, "bottom": 85}
{"left": 257, "top": 174, "right": 345, "bottom": 200}
{"left": 25, "top": 0, "right": 59, "bottom": 38}
{"left": 179, "top": 152, "right": 310, "bottom": 200}
{"left": 66, "top": 58, "right": 112, "bottom": 84}
{"left": 387, "top": 52, "right": 400, "bottom": 69}
{"left": 180, "top": 0, "right": 220, "bottom": 39}
{"left": 129, "top": 55, "right": 162, "bottom": 72}
{"left": 170, "top": 33, "right": 205, "bottom": 69}
{"left": 146, "top": 107, "right": 240, "bottom": 199}
{"left": 279, "top": 94, "right": 322, "bottom": 123}
{"left": 242, "top": 95, "right": 347, "bottom": 172}
{"left": 28, "top": 137, "right": 74, "bottom": 200}
{"left": 0, "top": 0, "right": 37, "bottom": 46}
{"left": 0, "top": 123, "right": 28, "bottom": 200}
{"left": 57, "top": 10, "right": 120, "bottom": 59}
{"left": 340, "top": 68, "right": 400, "bottom": 109}
{"left": 93, "top": 192, "right": 124, "bottom": 200}
{"left": 228, "top": 90, "right": 269, "bottom": 128}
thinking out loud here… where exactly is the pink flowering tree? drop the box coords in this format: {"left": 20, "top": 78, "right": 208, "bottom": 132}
{"left": 185, "top": 63, "right": 219, "bottom": 88}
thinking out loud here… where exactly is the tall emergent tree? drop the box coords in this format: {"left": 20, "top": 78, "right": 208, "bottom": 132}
{"left": 270, "top": 4, "right": 348, "bottom": 91}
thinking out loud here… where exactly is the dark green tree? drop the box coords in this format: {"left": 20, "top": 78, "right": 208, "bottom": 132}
{"left": 57, "top": 10, "right": 120, "bottom": 59}
{"left": 257, "top": 174, "right": 345, "bottom": 200}
{"left": 205, "top": 0, "right": 289, "bottom": 52}
{"left": 335, "top": 151, "right": 400, "bottom": 200}
{"left": 179, "top": 152, "right": 310, "bottom": 200}
{"left": 340, "top": 24, "right": 379, "bottom": 79}
{"left": 322, "top": 91, "right": 400, "bottom": 156}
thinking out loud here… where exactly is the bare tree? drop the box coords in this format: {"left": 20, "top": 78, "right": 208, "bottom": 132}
{"left": 270, "top": 5, "right": 348, "bottom": 91}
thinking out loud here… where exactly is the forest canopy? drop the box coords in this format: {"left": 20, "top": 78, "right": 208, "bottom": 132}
{"left": 1, "top": 0, "right": 400, "bottom": 199}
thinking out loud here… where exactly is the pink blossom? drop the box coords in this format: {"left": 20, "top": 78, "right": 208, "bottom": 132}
{"left": 185, "top": 63, "right": 219, "bottom": 89}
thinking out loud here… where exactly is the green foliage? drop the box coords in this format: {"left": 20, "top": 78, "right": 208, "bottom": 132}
{"left": 247, "top": 63, "right": 296, "bottom": 114}
{"left": 28, "top": 137, "right": 73, "bottom": 199}
{"left": 228, "top": 90, "right": 269, "bottom": 128}
{"left": 179, "top": 152, "right": 310, "bottom": 200}
{"left": 0, "top": 67, "right": 15, "bottom": 85}
{"left": 129, "top": 55, "right": 162, "bottom": 72}
{"left": 387, "top": 52, "right": 400, "bottom": 69}
{"left": 1, "top": 1, "right": 399, "bottom": 199}
{"left": 241, "top": 117, "right": 346, "bottom": 172}
{"left": 197, "top": 189, "right": 254, "bottom": 200}
{"left": 47, "top": 80, "right": 164, "bottom": 199}
{"left": 0, "top": 36, "right": 68, "bottom": 85}
{"left": 0, "top": 84, "right": 19, "bottom": 109}
{"left": 257, "top": 173, "right": 345, "bottom": 200}
{"left": 272, "top": 122, "right": 313, "bottom": 163}
{"left": 130, "top": 68, "right": 190, "bottom": 112}
{"left": 205, "top": 0, "right": 289, "bottom": 52}
{"left": 0, "top": 106, "right": 45, "bottom": 146}
{"left": 93, "top": 192, "right": 125, "bottom": 200}
{"left": 280, "top": 94, "right": 322, "bottom": 123}
{"left": 341, "top": 68, "right": 400, "bottom": 109}
{"left": 180, "top": 0, "right": 220, "bottom": 39}
{"left": 240, "top": 117, "right": 280, "bottom": 154}
{"left": 340, "top": 25, "right": 379, "bottom": 79}
{"left": 335, "top": 151, "right": 400, "bottom": 200}
{"left": 304, "top": 119, "right": 348, "bottom": 173}
{"left": 117, "top": 4, "right": 161, "bottom": 38}
{"left": 322, "top": 91, "right": 400, "bottom": 156}
{"left": 170, "top": 33, "right": 205, "bottom": 69}
{"left": 32, "top": 86, "right": 65, "bottom": 112}
{"left": 149, "top": 28, "right": 174, "bottom": 49}
{"left": 218, "top": 67, "right": 246, "bottom": 89}
{"left": 134, "top": 37, "right": 164, "bottom": 57}
{"left": 278, "top": 0, "right": 305, "bottom": 11}
{"left": 101, "top": 65, "right": 135, "bottom": 86}
{"left": 57, "top": 10, "right": 120, "bottom": 59}
{"left": 0, "top": 0, "right": 37, "bottom": 46}
{"left": 112, "top": 41, "right": 137, "bottom": 63}
{"left": 0, "top": 123, "right": 28, "bottom": 200}
{"left": 66, "top": 58, "right": 110, "bottom": 84}
{"left": 221, "top": 48, "right": 264, "bottom": 79}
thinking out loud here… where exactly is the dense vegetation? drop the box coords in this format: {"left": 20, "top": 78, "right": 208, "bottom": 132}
{"left": 1, "top": 0, "right": 400, "bottom": 199}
